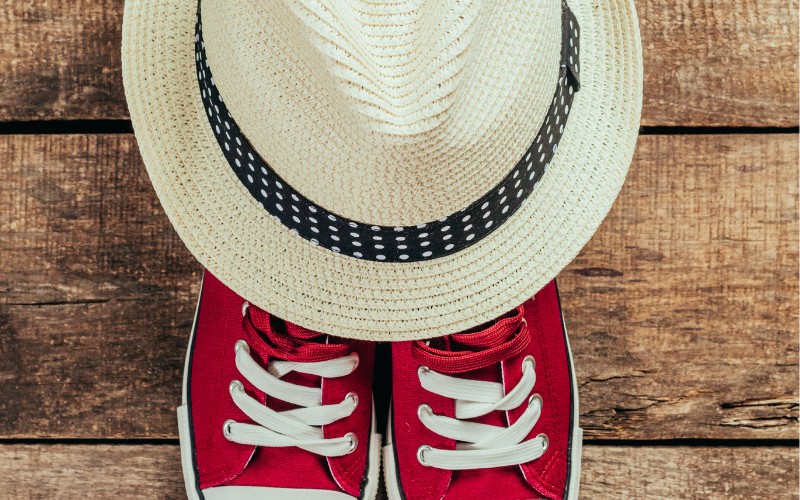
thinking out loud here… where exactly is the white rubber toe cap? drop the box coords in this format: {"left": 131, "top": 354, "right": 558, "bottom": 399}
{"left": 202, "top": 486, "right": 357, "bottom": 499}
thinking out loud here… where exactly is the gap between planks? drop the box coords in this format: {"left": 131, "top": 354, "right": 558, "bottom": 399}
{"left": 0, "top": 121, "right": 799, "bottom": 136}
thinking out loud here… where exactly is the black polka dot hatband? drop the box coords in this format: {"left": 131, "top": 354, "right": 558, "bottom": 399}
{"left": 195, "top": 3, "right": 581, "bottom": 263}
{"left": 122, "top": 0, "right": 643, "bottom": 340}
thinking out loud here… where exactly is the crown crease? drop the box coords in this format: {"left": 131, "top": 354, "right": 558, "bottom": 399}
{"left": 287, "top": 0, "right": 482, "bottom": 135}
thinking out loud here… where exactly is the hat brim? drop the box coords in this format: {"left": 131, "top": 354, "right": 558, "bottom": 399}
{"left": 122, "top": 0, "right": 642, "bottom": 340}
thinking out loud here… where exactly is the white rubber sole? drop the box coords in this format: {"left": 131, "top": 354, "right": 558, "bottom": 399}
{"left": 176, "top": 281, "right": 380, "bottom": 500}
{"left": 563, "top": 324, "right": 583, "bottom": 500}
{"left": 382, "top": 323, "right": 583, "bottom": 500}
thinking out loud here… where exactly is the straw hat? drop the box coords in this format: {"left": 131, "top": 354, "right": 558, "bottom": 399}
{"left": 122, "top": 0, "right": 642, "bottom": 341}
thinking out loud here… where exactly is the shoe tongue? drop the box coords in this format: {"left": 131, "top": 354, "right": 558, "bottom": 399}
{"left": 413, "top": 306, "right": 529, "bottom": 374}
{"left": 440, "top": 308, "right": 522, "bottom": 352}
{"left": 248, "top": 306, "right": 322, "bottom": 340}
{"left": 245, "top": 305, "right": 349, "bottom": 363}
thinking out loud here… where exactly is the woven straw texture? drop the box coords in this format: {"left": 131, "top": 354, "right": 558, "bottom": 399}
{"left": 200, "top": 0, "right": 561, "bottom": 225}
{"left": 122, "top": 0, "right": 642, "bottom": 341}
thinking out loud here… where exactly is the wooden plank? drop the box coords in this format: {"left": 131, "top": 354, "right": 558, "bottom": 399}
{"left": 0, "top": 135, "right": 201, "bottom": 438}
{"left": 0, "top": 444, "right": 795, "bottom": 499}
{"left": 0, "top": 133, "right": 797, "bottom": 440}
{"left": 0, "top": 1, "right": 124, "bottom": 121}
{"left": 559, "top": 133, "right": 799, "bottom": 439}
{"left": 0, "top": 1, "right": 797, "bottom": 126}
{"left": 581, "top": 445, "right": 799, "bottom": 499}
{"left": 638, "top": 0, "right": 799, "bottom": 127}
{"left": 0, "top": 445, "right": 182, "bottom": 500}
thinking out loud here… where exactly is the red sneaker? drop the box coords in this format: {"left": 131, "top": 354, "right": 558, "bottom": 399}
{"left": 383, "top": 280, "right": 582, "bottom": 500}
{"left": 178, "top": 272, "right": 381, "bottom": 499}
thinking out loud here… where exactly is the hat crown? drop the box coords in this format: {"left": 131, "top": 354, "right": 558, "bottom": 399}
{"left": 202, "top": 0, "right": 563, "bottom": 226}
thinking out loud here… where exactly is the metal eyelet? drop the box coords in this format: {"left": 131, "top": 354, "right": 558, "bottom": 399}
{"left": 417, "top": 445, "right": 431, "bottom": 466}
{"left": 229, "top": 379, "right": 244, "bottom": 396}
{"left": 345, "top": 432, "right": 358, "bottom": 453}
{"left": 522, "top": 355, "right": 535, "bottom": 372}
{"left": 537, "top": 433, "right": 549, "bottom": 451}
{"left": 241, "top": 301, "right": 249, "bottom": 317}
{"left": 222, "top": 419, "right": 235, "bottom": 439}
{"left": 417, "top": 365, "right": 430, "bottom": 378}
{"left": 234, "top": 339, "right": 249, "bottom": 354}
{"left": 528, "top": 393, "right": 543, "bottom": 408}
{"left": 345, "top": 392, "right": 359, "bottom": 408}
{"left": 417, "top": 404, "right": 432, "bottom": 420}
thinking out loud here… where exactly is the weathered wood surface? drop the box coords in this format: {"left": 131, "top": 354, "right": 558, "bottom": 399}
{"left": 0, "top": 135, "right": 201, "bottom": 438}
{"left": 559, "top": 133, "right": 799, "bottom": 439}
{"left": 0, "top": 133, "right": 796, "bottom": 440}
{"left": 0, "top": 444, "right": 795, "bottom": 499}
{"left": 581, "top": 445, "right": 799, "bottom": 499}
{"left": 638, "top": 0, "right": 799, "bottom": 127}
{"left": 0, "top": 1, "right": 124, "bottom": 122}
{"left": 0, "top": 0, "right": 797, "bottom": 126}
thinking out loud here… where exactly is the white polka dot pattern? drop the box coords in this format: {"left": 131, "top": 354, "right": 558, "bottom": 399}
{"left": 195, "top": 2, "right": 580, "bottom": 263}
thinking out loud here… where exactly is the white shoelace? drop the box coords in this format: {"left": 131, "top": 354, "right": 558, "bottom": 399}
{"left": 223, "top": 333, "right": 360, "bottom": 457}
{"left": 416, "top": 355, "right": 547, "bottom": 470}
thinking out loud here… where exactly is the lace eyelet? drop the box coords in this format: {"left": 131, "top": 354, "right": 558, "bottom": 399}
{"left": 537, "top": 433, "right": 549, "bottom": 451}
{"left": 350, "top": 352, "right": 360, "bottom": 370}
{"left": 528, "top": 393, "right": 543, "bottom": 408}
{"left": 417, "top": 445, "right": 431, "bottom": 466}
{"left": 241, "top": 301, "right": 249, "bottom": 317}
{"left": 234, "top": 339, "right": 249, "bottom": 354}
{"left": 222, "top": 419, "right": 235, "bottom": 440}
{"left": 417, "top": 404, "right": 432, "bottom": 420}
{"left": 345, "top": 432, "right": 358, "bottom": 453}
{"left": 522, "top": 355, "right": 535, "bottom": 372}
{"left": 417, "top": 365, "right": 430, "bottom": 378}
{"left": 229, "top": 379, "right": 244, "bottom": 396}
{"left": 345, "top": 392, "right": 359, "bottom": 408}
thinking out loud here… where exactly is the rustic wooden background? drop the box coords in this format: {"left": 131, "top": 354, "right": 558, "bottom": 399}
{"left": 1, "top": 1, "right": 798, "bottom": 498}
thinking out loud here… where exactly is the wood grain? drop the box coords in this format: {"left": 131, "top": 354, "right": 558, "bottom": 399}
{"left": 0, "top": 135, "right": 201, "bottom": 438}
{"left": 559, "top": 133, "right": 799, "bottom": 439}
{"left": 0, "top": 444, "right": 795, "bottom": 499}
{"left": 0, "top": 445, "right": 182, "bottom": 500}
{"left": 580, "top": 445, "right": 799, "bottom": 499}
{"left": 0, "top": 1, "right": 124, "bottom": 121}
{"left": 638, "top": 0, "right": 799, "bottom": 127}
{"left": 0, "top": 133, "right": 796, "bottom": 440}
{"left": 0, "top": 0, "right": 797, "bottom": 126}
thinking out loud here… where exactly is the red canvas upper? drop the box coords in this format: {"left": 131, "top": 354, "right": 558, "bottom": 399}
{"left": 390, "top": 280, "right": 574, "bottom": 500}
{"left": 186, "top": 271, "right": 375, "bottom": 496}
